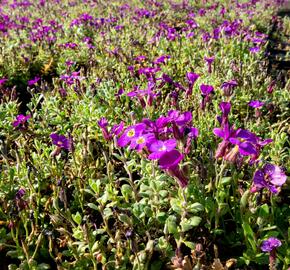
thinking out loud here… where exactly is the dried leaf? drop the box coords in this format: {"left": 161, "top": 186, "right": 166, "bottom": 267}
{"left": 225, "top": 258, "right": 237, "bottom": 269}
{"left": 212, "top": 259, "right": 225, "bottom": 270}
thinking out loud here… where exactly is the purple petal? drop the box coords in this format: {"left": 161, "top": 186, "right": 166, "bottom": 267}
{"left": 238, "top": 142, "right": 257, "bottom": 156}
{"left": 213, "top": 128, "right": 225, "bottom": 138}
{"left": 159, "top": 150, "right": 183, "bottom": 169}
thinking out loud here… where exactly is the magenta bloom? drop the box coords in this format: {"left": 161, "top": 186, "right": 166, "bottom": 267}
{"left": 98, "top": 117, "right": 110, "bottom": 141}
{"left": 159, "top": 149, "right": 183, "bottom": 169}
{"left": 186, "top": 72, "right": 199, "bottom": 85}
{"left": 249, "top": 46, "right": 260, "bottom": 53}
{"left": 248, "top": 100, "right": 265, "bottom": 108}
{"left": 200, "top": 84, "right": 214, "bottom": 96}
{"left": 221, "top": 79, "right": 238, "bottom": 96}
{"left": 13, "top": 114, "right": 31, "bottom": 129}
{"left": 168, "top": 110, "right": 192, "bottom": 126}
{"left": 154, "top": 55, "right": 170, "bottom": 65}
{"left": 117, "top": 123, "right": 146, "bottom": 147}
{"left": 0, "top": 78, "right": 7, "bottom": 86}
{"left": 98, "top": 119, "right": 124, "bottom": 141}
{"left": 261, "top": 237, "right": 281, "bottom": 252}
{"left": 200, "top": 84, "right": 214, "bottom": 110}
{"left": 204, "top": 56, "right": 215, "bottom": 73}
{"left": 251, "top": 164, "right": 287, "bottom": 194}
{"left": 98, "top": 117, "right": 108, "bottom": 129}
{"left": 28, "top": 76, "right": 40, "bottom": 86}
{"left": 159, "top": 150, "right": 188, "bottom": 188}
{"left": 186, "top": 72, "right": 199, "bottom": 96}
{"left": 134, "top": 55, "right": 146, "bottom": 62}
{"left": 129, "top": 133, "right": 155, "bottom": 152}
{"left": 219, "top": 102, "right": 231, "bottom": 119}
{"left": 50, "top": 133, "right": 70, "bottom": 151}
{"left": 148, "top": 139, "right": 176, "bottom": 159}
{"left": 142, "top": 116, "right": 170, "bottom": 138}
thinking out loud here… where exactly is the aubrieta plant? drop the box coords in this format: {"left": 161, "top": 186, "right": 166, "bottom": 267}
{"left": 0, "top": 0, "right": 289, "bottom": 269}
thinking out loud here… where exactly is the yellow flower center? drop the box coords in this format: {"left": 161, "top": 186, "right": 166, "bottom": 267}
{"left": 127, "top": 129, "right": 135, "bottom": 137}
{"left": 158, "top": 146, "right": 166, "bottom": 151}
{"left": 136, "top": 137, "right": 145, "bottom": 144}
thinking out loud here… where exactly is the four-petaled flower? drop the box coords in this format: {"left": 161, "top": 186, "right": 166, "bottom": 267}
{"left": 13, "top": 114, "right": 31, "bottom": 129}
{"left": 251, "top": 164, "right": 287, "bottom": 194}
{"left": 117, "top": 123, "right": 146, "bottom": 147}
{"left": 248, "top": 100, "right": 265, "bottom": 108}
{"left": 148, "top": 139, "right": 177, "bottom": 159}
{"left": 50, "top": 133, "right": 71, "bottom": 151}
{"left": 261, "top": 237, "right": 282, "bottom": 252}
{"left": 28, "top": 76, "right": 40, "bottom": 86}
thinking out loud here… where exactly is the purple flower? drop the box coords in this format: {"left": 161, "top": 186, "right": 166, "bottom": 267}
{"left": 134, "top": 55, "right": 146, "bottom": 62}
{"left": 168, "top": 110, "right": 192, "bottom": 126}
{"left": 148, "top": 139, "right": 177, "bottom": 159}
{"left": 117, "top": 123, "right": 146, "bottom": 147}
{"left": 204, "top": 56, "right": 215, "bottom": 73}
{"left": 251, "top": 164, "right": 287, "bottom": 194}
{"left": 129, "top": 133, "right": 155, "bottom": 152}
{"left": 50, "top": 133, "right": 70, "bottom": 151}
{"left": 221, "top": 79, "right": 238, "bottom": 96}
{"left": 127, "top": 82, "right": 158, "bottom": 107}
{"left": 213, "top": 122, "right": 267, "bottom": 163}
{"left": 186, "top": 72, "right": 199, "bottom": 85}
{"left": 0, "top": 78, "right": 7, "bottom": 86}
{"left": 158, "top": 150, "right": 188, "bottom": 188}
{"left": 248, "top": 100, "right": 265, "bottom": 108}
{"left": 261, "top": 237, "right": 281, "bottom": 252}
{"left": 111, "top": 122, "right": 124, "bottom": 137}
{"left": 219, "top": 102, "right": 231, "bottom": 122}
{"left": 249, "top": 46, "right": 260, "bottom": 54}
{"left": 200, "top": 84, "right": 214, "bottom": 110}
{"left": 98, "top": 117, "right": 108, "bottom": 128}
{"left": 168, "top": 110, "right": 193, "bottom": 140}
{"left": 267, "top": 80, "right": 276, "bottom": 94}
{"left": 16, "top": 188, "right": 26, "bottom": 199}
{"left": 159, "top": 149, "right": 183, "bottom": 169}
{"left": 142, "top": 116, "right": 170, "bottom": 138}
{"left": 153, "top": 55, "right": 170, "bottom": 65}
{"left": 184, "top": 127, "right": 199, "bottom": 154}
{"left": 186, "top": 72, "right": 199, "bottom": 96}
{"left": 200, "top": 84, "right": 214, "bottom": 96}
{"left": 28, "top": 76, "right": 40, "bottom": 86}
{"left": 12, "top": 114, "right": 31, "bottom": 129}
{"left": 98, "top": 117, "right": 110, "bottom": 141}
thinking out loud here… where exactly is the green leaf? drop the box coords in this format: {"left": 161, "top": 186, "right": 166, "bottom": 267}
{"left": 189, "top": 216, "right": 202, "bottom": 227}
{"left": 159, "top": 190, "right": 168, "bottom": 198}
{"left": 183, "top": 241, "right": 196, "bottom": 250}
{"left": 87, "top": 203, "right": 99, "bottom": 211}
{"left": 258, "top": 204, "right": 269, "bottom": 218}
{"left": 170, "top": 198, "right": 182, "bottom": 215}
{"left": 180, "top": 216, "right": 202, "bottom": 232}
{"left": 103, "top": 207, "right": 113, "bottom": 219}
{"left": 242, "top": 222, "right": 257, "bottom": 253}
{"left": 89, "top": 179, "right": 101, "bottom": 194}
{"left": 188, "top": 202, "right": 204, "bottom": 213}
{"left": 220, "top": 177, "right": 231, "bottom": 185}
{"left": 118, "top": 213, "right": 132, "bottom": 226}
{"left": 72, "top": 212, "right": 82, "bottom": 225}
{"left": 240, "top": 190, "right": 250, "bottom": 209}
{"left": 156, "top": 212, "right": 167, "bottom": 223}
{"left": 121, "top": 184, "right": 133, "bottom": 202}
{"left": 165, "top": 215, "right": 178, "bottom": 235}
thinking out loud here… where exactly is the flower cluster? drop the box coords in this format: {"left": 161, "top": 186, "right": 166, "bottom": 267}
{"left": 99, "top": 110, "right": 198, "bottom": 188}
{"left": 12, "top": 114, "right": 31, "bottom": 130}
{"left": 213, "top": 102, "right": 272, "bottom": 164}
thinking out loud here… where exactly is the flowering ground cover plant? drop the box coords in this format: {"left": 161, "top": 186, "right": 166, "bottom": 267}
{"left": 0, "top": 0, "right": 289, "bottom": 269}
